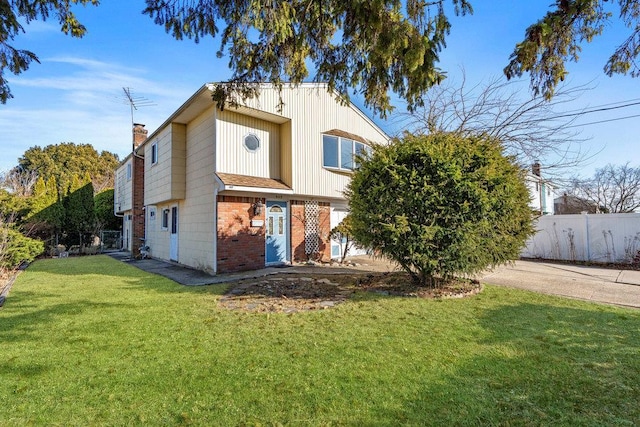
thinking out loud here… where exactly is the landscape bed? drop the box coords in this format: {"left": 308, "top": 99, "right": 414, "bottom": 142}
{"left": 1, "top": 256, "right": 638, "bottom": 425}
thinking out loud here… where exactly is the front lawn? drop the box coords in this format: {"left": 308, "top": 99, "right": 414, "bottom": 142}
{"left": 1, "top": 256, "right": 638, "bottom": 425}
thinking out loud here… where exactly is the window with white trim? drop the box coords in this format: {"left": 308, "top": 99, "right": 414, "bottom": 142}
{"left": 151, "top": 142, "right": 158, "bottom": 165}
{"left": 126, "top": 163, "right": 132, "bottom": 180}
{"left": 244, "top": 133, "right": 260, "bottom": 152}
{"left": 323, "top": 134, "right": 371, "bottom": 171}
{"left": 161, "top": 208, "right": 169, "bottom": 230}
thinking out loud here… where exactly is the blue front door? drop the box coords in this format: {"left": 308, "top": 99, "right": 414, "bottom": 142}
{"left": 266, "top": 201, "right": 288, "bottom": 264}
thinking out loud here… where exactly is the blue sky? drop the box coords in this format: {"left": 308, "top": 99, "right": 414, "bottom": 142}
{"left": 1, "top": 1, "right": 638, "bottom": 183}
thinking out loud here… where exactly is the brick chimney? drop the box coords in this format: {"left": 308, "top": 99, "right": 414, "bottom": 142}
{"left": 133, "top": 123, "right": 148, "bottom": 150}
{"left": 532, "top": 161, "right": 541, "bottom": 177}
{"left": 131, "top": 123, "right": 147, "bottom": 258}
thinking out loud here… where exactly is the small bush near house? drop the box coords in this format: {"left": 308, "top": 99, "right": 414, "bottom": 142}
{"left": 347, "top": 132, "right": 534, "bottom": 286}
{"left": 0, "top": 227, "right": 45, "bottom": 270}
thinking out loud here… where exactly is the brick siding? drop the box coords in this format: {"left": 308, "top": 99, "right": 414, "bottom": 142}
{"left": 131, "top": 155, "right": 145, "bottom": 257}
{"left": 217, "top": 195, "right": 266, "bottom": 272}
{"left": 290, "top": 200, "right": 331, "bottom": 263}
{"left": 216, "top": 196, "right": 332, "bottom": 272}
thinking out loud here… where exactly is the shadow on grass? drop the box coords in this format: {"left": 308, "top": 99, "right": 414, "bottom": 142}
{"left": 120, "top": 277, "right": 229, "bottom": 297}
{"left": 0, "top": 359, "right": 49, "bottom": 380}
{"left": 0, "top": 299, "right": 126, "bottom": 343}
{"left": 26, "top": 256, "right": 157, "bottom": 279}
{"left": 373, "top": 302, "right": 640, "bottom": 425}
{"left": 24, "top": 256, "right": 228, "bottom": 296}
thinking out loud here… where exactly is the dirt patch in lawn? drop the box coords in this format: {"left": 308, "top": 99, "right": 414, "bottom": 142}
{"left": 219, "top": 271, "right": 482, "bottom": 313}
{"left": 356, "top": 272, "right": 482, "bottom": 299}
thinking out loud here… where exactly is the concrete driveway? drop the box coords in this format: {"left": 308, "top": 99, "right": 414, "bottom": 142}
{"left": 480, "top": 260, "right": 640, "bottom": 309}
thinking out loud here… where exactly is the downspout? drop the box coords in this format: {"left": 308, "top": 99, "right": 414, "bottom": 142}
{"left": 213, "top": 184, "right": 219, "bottom": 274}
{"left": 212, "top": 103, "right": 218, "bottom": 274}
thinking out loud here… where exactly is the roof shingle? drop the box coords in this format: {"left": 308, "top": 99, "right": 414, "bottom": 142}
{"left": 216, "top": 173, "right": 292, "bottom": 191}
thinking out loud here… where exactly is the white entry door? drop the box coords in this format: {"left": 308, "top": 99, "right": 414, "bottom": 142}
{"left": 170, "top": 206, "right": 178, "bottom": 261}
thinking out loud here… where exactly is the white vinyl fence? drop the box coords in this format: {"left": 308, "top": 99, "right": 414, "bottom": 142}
{"left": 522, "top": 213, "right": 640, "bottom": 263}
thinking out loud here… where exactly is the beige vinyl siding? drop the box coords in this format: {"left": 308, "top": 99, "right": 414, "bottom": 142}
{"left": 216, "top": 109, "right": 281, "bottom": 179}
{"left": 144, "top": 107, "right": 216, "bottom": 270}
{"left": 144, "top": 124, "right": 187, "bottom": 205}
{"left": 240, "top": 85, "right": 388, "bottom": 199}
{"left": 144, "top": 203, "right": 172, "bottom": 262}
{"left": 171, "top": 123, "right": 187, "bottom": 198}
{"left": 114, "top": 158, "right": 132, "bottom": 213}
{"left": 280, "top": 120, "right": 293, "bottom": 187}
{"left": 177, "top": 106, "right": 216, "bottom": 271}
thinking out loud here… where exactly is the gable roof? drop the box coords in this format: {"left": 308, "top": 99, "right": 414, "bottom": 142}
{"left": 136, "top": 83, "right": 389, "bottom": 154}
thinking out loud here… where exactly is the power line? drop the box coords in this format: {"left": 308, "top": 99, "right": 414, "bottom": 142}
{"left": 505, "top": 97, "right": 640, "bottom": 129}
{"left": 551, "top": 97, "right": 640, "bottom": 115}
{"left": 523, "top": 100, "right": 640, "bottom": 125}
{"left": 564, "top": 113, "right": 640, "bottom": 129}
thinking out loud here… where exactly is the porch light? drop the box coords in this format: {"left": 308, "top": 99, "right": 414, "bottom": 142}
{"left": 253, "top": 200, "right": 264, "bottom": 216}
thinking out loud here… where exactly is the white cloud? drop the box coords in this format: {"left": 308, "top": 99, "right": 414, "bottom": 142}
{"left": 1, "top": 55, "right": 197, "bottom": 171}
{"left": 12, "top": 55, "right": 191, "bottom": 103}
{"left": 19, "top": 20, "right": 58, "bottom": 35}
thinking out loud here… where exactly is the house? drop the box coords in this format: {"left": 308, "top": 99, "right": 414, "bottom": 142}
{"left": 114, "top": 84, "right": 388, "bottom": 273}
{"left": 554, "top": 193, "right": 600, "bottom": 214}
{"left": 525, "top": 162, "right": 555, "bottom": 215}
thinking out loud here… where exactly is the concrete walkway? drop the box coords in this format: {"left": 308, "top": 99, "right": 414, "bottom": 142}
{"left": 108, "top": 252, "right": 640, "bottom": 309}
{"left": 107, "top": 252, "right": 394, "bottom": 286}
{"left": 480, "top": 260, "right": 640, "bottom": 309}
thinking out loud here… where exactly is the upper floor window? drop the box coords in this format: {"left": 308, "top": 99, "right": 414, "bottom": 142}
{"left": 323, "top": 135, "right": 339, "bottom": 168}
{"left": 151, "top": 142, "right": 158, "bottom": 165}
{"left": 323, "top": 134, "right": 371, "bottom": 171}
{"left": 354, "top": 142, "right": 368, "bottom": 168}
{"left": 244, "top": 134, "right": 260, "bottom": 152}
{"left": 126, "top": 163, "right": 132, "bottom": 180}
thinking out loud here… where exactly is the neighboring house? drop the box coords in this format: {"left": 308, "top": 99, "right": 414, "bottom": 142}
{"left": 525, "top": 162, "right": 555, "bottom": 215}
{"left": 114, "top": 84, "right": 388, "bottom": 273}
{"left": 554, "top": 193, "right": 600, "bottom": 214}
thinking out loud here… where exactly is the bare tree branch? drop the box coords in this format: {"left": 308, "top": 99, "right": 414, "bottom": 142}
{"left": 0, "top": 167, "right": 38, "bottom": 197}
{"left": 391, "top": 72, "right": 595, "bottom": 177}
{"left": 569, "top": 163, "right": 640, "bottom": 213}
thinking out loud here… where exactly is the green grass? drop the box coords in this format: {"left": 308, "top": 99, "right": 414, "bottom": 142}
{"left": 1, "top": 256, "right": 639, "bottom": 426}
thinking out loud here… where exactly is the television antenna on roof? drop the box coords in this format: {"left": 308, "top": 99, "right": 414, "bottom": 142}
{"left": 122, "top": 87, "right": 156, "bottom": 127}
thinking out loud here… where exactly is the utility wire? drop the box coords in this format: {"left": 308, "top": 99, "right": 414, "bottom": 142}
{"left": 550, "top": 97, "right": 640, "bottom": 115}
{"left": 564, "top": 113, "right": 640, "bottom": 129}
{"left": 522, "top": 100, "right": 640, "bottom": 124}
{"left": 505, "top": 97, "right": 640, "bottom": 129}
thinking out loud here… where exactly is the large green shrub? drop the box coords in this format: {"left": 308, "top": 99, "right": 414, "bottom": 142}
{"left": 0, "top": 227, "right": 44, "bottom": 270}
{"left": 64, "top": 178, "right": 95, "bottom": 246}
{"left": 347, "top": 132, "right": 534, "bottom": 286}
{"left": 94, "top": 189, "right": 119, "bottom": 231}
